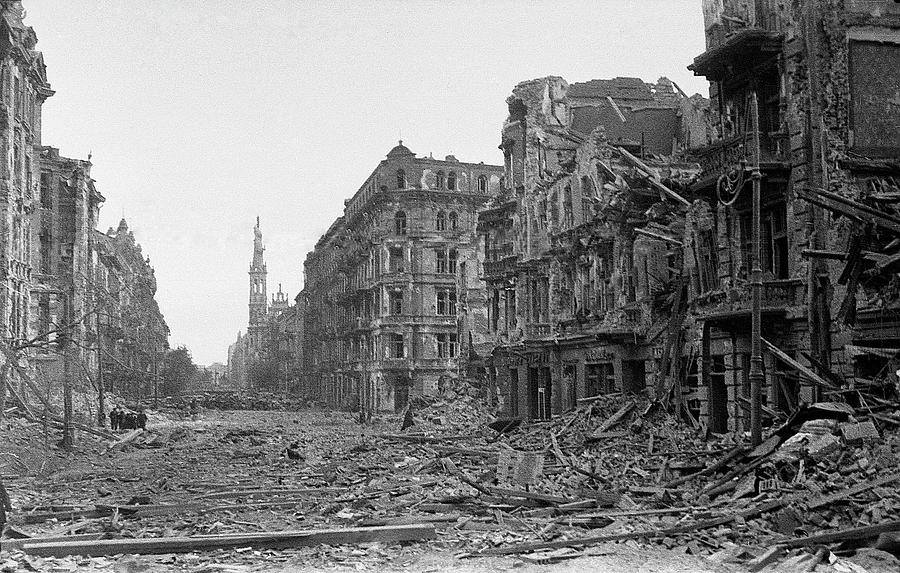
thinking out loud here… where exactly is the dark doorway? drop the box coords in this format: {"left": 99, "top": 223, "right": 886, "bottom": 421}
{"left": 528, "top": 367, "right": 540, "bottom": 419}
{"left": 538, "top": 367, "right": 552, "bottom": 420}
{"left": 708, "top": 355, "right": 729, "bottom": 433}
{"left": 774, "top": 356, "right": 799, "bottom": 414}
{"left": 394, "top": 376, "right": 410, "bottom": 412}
{"left": 509, "top": 368, "right": 519, "bottom": 417}
{"left": 621, "top": 360, "right": 646, "bottom": 394}
{"left": 564, "top": 364, "right": 577, "bottom": 411}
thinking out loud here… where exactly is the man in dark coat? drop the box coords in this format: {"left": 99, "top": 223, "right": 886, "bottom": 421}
{"left": 109, "top": 407, "right": 118, "bottom": 431}
{"left": 137, "top": 409, "right": 147, "bottom": 430}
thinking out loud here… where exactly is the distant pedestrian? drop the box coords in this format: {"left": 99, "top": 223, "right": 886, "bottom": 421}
{"left": 125, "top": 411, "right": 137, "bottom": 430}
{"left": 109, "top": 407, "right": 118, "bottom": 431}
{"left": 113, "top": 406, "right": 124, "bottom": 431}
{"left": 137, "top": 409, "right": 147, "bottom": 430}
{"left": 400, "top": 404, "right": 415, "bottom": 432}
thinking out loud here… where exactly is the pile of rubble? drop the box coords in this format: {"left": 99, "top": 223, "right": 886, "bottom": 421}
{"left": 2, "top": 383, "right": 899, "bottom": 572}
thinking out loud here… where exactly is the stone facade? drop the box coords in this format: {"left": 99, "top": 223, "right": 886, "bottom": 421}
{"left": 93, "top": 219, "right": 169, "bottom": 403}
{"left": 300, "top": 142, "right": 502, "bottom": 412}
{"left": 479, "top": 76, "right": 709, "bottom": 420}
{"left": 482, "top": 1, "right": 900, "bottom": 436}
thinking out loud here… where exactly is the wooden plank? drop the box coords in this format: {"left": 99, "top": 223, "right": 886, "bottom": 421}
{"left": 199, "top": 487, "right": 342, "bottom": 500}
{"left": 778, "top": 521, "right": 900, "bottom": 549}
{"left": 2, "top": 533, "right": 109, "bottom": 551}
{"left": 806, "top": 471, "right": 900, "bottom": 510}
{"left": 801, "top": 249, "right": 848, "bottom": 260}
{"left": 479, "top": 498, "right": 787, "bottom": 555}
{"left": 617, "top": 147, "right": 691, "bottom": 207}
{"left": 486, "top": 486, "right": 571, "bottom": 505}
{"left": 376, "top": 433, "right": 468, "bottom": 443}
{"left": 21, "top": 524, "right": 436, "bottom": 557}
{"left": 594, "top": 401, "right": 635, "bottom": 435}
{"left": 796, "top": 187, "right": 900, "bottom": 235}
{"left": 761, "top": 338, "right": 837, "bottom": 389}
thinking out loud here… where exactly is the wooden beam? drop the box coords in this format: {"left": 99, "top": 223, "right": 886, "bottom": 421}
{"left": 634, "top": 228, "right": 683, "bottom": 246}
{"left": 800, "top": 249, "right": 847, "bottom": 260}
{"left": 806, "top": 471, "right": 900, "bottom": 510}
{"left": 21, "top": 524, "right": 436, "bottom": 558}
{"left": 778, "top": 521, "right": 900, "bottom": 549}
{"left": 797, "top": 187, "right": 900, "bottom": 236}
{"left": 761, "top": 338, "right": 837, "bottom": 389}
{"left": 617, "top": 147, "right": 691, "bottom": 207}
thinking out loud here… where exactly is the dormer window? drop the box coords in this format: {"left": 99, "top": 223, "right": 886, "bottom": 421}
{"left": 447, "top": 171, "right": 457, "bottom": 191}
{"left": 396, "top": 169, "right": 406, "bottom": 189}
{"left": 436, "top": 171, "right": 445, "bottom": 189}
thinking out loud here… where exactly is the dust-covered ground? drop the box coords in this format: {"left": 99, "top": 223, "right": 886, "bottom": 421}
{"left": 0, "top": 408, "right": 754, "bottom": 572}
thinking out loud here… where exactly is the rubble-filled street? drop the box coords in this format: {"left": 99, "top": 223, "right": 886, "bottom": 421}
{"left": 2, "top": 380, "right": 900, "bottom": 572}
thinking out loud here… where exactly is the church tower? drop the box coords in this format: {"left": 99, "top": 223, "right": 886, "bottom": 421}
{"left": 248, "top": 216, "right": 267, "bottom": 349}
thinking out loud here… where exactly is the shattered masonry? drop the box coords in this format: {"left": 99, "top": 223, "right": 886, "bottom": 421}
{"left": 477, "top": 0, "right": 900, "bottom": 430}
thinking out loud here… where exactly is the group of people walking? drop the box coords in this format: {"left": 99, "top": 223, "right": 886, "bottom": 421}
{"left": 109, "top": 406, "right": 147, "bottom": 431}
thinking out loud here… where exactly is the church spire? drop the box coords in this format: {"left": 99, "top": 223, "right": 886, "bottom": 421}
{"left": 252, "top": 216, "right": 265, "bottom": 271}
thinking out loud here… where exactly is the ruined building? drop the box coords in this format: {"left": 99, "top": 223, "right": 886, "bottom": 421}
{"left": 93, "top": 219, "right": 170, "bottom": 403}
{"left": 479, "top": 76, "right": 709, "bottom": 419}
{"left": 30, "top": 147, "right": 104, "bottom": 386}
{"left": 300, "top": 142, "right": 502, "bottom": 412}
{"left": 676, "top": 0, "right": 900, "bottom": 432}
{"left": 0, "top": 1, "right": 52, "bottom": 344}
{"left": 484, "top": 1, "right": 900, "bottom": 434}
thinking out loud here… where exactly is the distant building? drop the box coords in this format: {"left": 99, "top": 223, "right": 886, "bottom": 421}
{"left": 300, "top": 141, "right": 503, "bottom": 412}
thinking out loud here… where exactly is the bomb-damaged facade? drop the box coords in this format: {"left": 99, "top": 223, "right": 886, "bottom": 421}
{"left": 484, "top": 1, "right": 900, "bottom": 433}
{"left": 479, "top": 76, "right": 711, "bottom": 420}
{"left": 301, "top": 143, "right": 502, "bottom": 413}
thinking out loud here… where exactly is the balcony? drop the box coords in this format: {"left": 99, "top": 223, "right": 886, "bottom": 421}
{"left": 691, "top": 132, "right": 789, "bottom": 181}
{"left": 378, "top": 314, "right": 458, "bottom": 327}
{"left": 694, "top": 278, "right": 806, "bottom": 321}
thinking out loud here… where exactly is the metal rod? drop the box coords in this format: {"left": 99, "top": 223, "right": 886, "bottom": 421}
{"left": 749, "top": 91, "right": 764, "bottom": 447}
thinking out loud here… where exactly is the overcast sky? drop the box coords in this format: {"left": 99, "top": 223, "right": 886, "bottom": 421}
{"left": 26, "top": 0, "right": 710, "bottom": 366}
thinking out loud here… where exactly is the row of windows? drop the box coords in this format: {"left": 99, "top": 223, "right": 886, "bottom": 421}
{"left": 386, "top": 332, "right": 458, "bottom": 359}
{"left": 394, "top": 210, "right": 460, "bottom": 234}
{"left": 395, "top": 169, "right": 489, "bottom": 193}
{"left": 387, "top": 288, "right": 457, "bottom": 315}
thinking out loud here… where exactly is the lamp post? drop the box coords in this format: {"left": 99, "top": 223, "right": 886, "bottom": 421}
{"left": 748, "top": 91, "right": 764, "bottom": 447}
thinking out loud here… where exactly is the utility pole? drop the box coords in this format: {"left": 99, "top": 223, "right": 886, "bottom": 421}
{"left": 749, "top": 91, "right": 764, "bottom": 446}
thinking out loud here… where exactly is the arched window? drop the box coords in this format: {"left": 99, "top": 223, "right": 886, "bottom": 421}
{"left": 436, "top": 210, "right": 446, "bottom": 231}
{"left": 394, "top": 211, "right": 407, "bottom": 235}
{"left": 448, "top": 211, "right": 458, "bottom": 230}
{"left": 436, "top": 171, "right": 445, "bottom": 189}
{"left": 447, "top": 171, "right": 457, "bottom": 191}
{"left": 396, "top": 169, "right": 406, "bottom": 189}
{"left": 477, "top": 175, "right": 487, "bottom": 193}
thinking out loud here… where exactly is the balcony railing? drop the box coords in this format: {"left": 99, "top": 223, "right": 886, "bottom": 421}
{"left": 525, "top": 323, "right": 552, "bottom": 338}
{"left": 692, "top": 132, "right": 789, "bottom": 180}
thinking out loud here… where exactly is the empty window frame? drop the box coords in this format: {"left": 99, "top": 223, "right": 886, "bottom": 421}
{"left": 436, "top": 333, "right": 458, "bottom": 358}
{"left": 396, "top": 169, "right": 406, "bottom": 189}
{"left": 436, "top": 210, "right": 446, "bottom": 231}
{"left": 477, "top": 175, "right": 487, "bottom": 193}
{"left": 388, "top": 289, "right": 403, "bottom": 315}
{"left": 394, "top": 211, "right": 407, "bottom": 235}
{"left": 447, "top": 171, "right": 457, "bottom": 190}
{"left": 436, "top": 289, "right": 457, "bottom": 315}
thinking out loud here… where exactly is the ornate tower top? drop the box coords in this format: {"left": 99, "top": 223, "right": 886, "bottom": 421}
{"left": 251, "top": 216, "right": 265, "bottom": 271}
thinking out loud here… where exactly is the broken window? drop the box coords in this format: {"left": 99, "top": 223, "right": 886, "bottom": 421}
{"left": 448, "top": 211, "right": 458, "bottom": 230}
{"left": 447, "top": 171, "right": 457, "bottom": 190}
{"left": 696, "top": 227, "right": 720, "bottom": 292}
{"left": 396, "top": 169, "right": 406, "bottom": 189}
{"left": 478, "top": 175, "right": 487, "bottom": 193}
{"left": 436, "top": 210, "right": 446, "bottom": 231}
{"left": 389, "top": 333, "right": 404, "bottom": 358}
{"left": 585, "top": 363, "right": 616, "bottom": 395}
{"left": 389, "top": 289, "right": 403, "bottom": 315}
{"left": 388, "top": 247, "right": 404, "bottom": 273}
{"left": 563, "top": 185, "right": 574, "bottom": 227}
{"left": 436, "top": 289, "right": 457, "bottom": 315}
{"left": 436, "top": 171, "right": 445, "bottom": 189}
{"left": 739, "top": 202, "right": 788, "bottom": 279}
{"left": 436, "top": 333, "right": 458, "bottom": 358}
{"left": 394, "top": 211, "right": 407, "bottom": 235}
